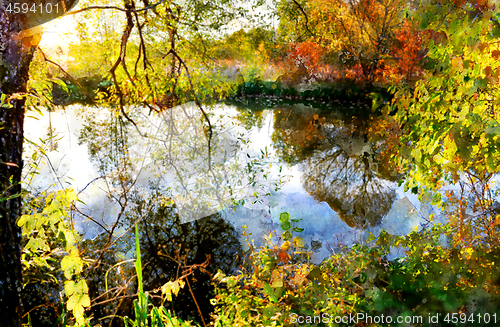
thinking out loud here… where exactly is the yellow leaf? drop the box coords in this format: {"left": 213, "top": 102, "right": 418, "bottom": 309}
{"left": 491, "top": 215, "right": 500, "bottom": 227}
{"left": 294, "top": 274, "right": 306, "bottom": 287}
{"left": 17, "top": 214, "right": 29, "bottom": 227}
{"left": 161, "top": 280, "right": 185, "bottom": 301}
{"left": 281, "top": 241, "right": 291, "bottom": 251}
{"left": 77, "top": 279, "right": 89, "bottom": 293}
{"left": 73, "top": 304, "right": 85, "bottom": 322}
{"left": 293, "top": 237, "right": 305, "bottom": 248}
{"left": 67, "top": 294, "right": 78, "bottom": 311}
{"left": 271, "top": 278, "right": 283, "bottom": 288}
{"left": 411, "top": 148, "right": 422, "bottom": 163}
{"left": 271, "top": 269, "right": 283, "bottom": 288}
{"left": 80, "top": 294, "right": 91, "bottom": 307}
{"left": 214, "top": 269, "right": 226, "bottom": 281}
{"left": 65, "top": 281, "right": 77, "bottom": 296}
{"left": 443, "top": 135, "right": 458, "bottom": 158}
{"left": 174, "top": 280, "right": 185, "bottom": 296}
{"left": 61, "top": 255, "right": 83, "bottom": 279}
{"left": 452, "top": 57, "right": 463, "bottom": 70}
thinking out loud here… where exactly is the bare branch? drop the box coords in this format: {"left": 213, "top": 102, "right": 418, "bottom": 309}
{"left": 164, "top": 49, "right": 213, "bottom": 169}
{"left": 68, "top": 0, "right": 168, "bottom": 15}
{"left": 291, "top": 0, "right": 316, "bottom": 38}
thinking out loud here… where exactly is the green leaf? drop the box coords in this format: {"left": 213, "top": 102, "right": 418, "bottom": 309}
{"left": 431, "top": 192, "right": 442, "bottom": 205}
{"left": 419, "top": 12, "right": 429, "bottom": 29}
{"left": 486, "top": 154, "right": 498, "bottom": 172}
{"left": 491, "top": 26, "right": 500, "bottom": 38}
{"left": 279, "top": 212, "right": 290, "bottom": 223}
{"left": 263, "top": 283, "right": 277, "bottom": 303}
{"left": 307, "top": 267, "right": 325, "bottom": 283}
{"left": 134, "top": 223, "right": 147, "bottom": 318}
{"left": 280, "top": 221, "right": 291, "bottom": 231}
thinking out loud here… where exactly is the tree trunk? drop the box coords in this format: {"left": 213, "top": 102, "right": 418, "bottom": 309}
{"left": 0, "top": 8, "right": 37, "bottom": 326}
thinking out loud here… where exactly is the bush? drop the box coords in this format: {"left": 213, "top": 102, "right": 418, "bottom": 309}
{"left": 212, "top": 219, "right": 500, "bottom": 327}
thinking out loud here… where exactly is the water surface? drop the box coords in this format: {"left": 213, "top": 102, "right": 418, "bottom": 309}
{"left": 23, "top": 100, "right": 436, "bottom": 263}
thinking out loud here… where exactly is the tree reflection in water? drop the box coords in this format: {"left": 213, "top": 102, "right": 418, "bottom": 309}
{"left": 22, "top": 102, "right": 402, "bottom": 325}
{"left": 272, "top": 106, "right": 399, "bottom": 228}
{"left": 82, "top": 195, "right": 243, "bottom": 326}
{"left": 75, "top": 104, "right": 248, "bottom": 325}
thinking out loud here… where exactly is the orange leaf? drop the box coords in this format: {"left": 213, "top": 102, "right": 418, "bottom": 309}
{"left": 277, "top": 250, "right": 290, "bottom": 264}
{"left": 485, "top": 66, "right": 493, "bottom": 76}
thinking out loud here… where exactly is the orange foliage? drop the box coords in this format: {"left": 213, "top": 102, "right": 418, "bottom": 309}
{"left": 385, "top": 21, "right": 425, "bottom": 84}
{"left": 286, "top": 42, "right": 327, "bottom": 82}
{"left": 279, "top": 0, "right": 426, "bottom": 85}
{"left": 282, "top": 42, "right": 370, "bottom": 84}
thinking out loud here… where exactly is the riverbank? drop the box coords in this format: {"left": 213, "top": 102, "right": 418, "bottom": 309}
{"left": 51, "top": 73, "right": 393, "bottom": 115}
{"left": 235, "top": 78, "right": 392, "bottom": 104}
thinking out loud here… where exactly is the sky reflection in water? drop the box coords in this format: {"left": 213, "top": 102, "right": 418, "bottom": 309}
{"left": 23, "top": 101, "right": 440, "bottom": 263}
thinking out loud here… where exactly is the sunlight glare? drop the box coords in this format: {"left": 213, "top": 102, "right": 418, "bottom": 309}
{"left": 38, "top": 14, "right": 78, "bottom": 61}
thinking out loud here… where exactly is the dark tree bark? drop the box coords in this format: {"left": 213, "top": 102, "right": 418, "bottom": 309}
{"left": 0, "top": 7, "right": 37, "bottom": 326}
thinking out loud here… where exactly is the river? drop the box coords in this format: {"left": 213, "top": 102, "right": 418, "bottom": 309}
{"left": 21, "top": 98, "right": 444, "bottom": 324}
{"left": 23, "top": 99, "right": 441, "bottom": 261}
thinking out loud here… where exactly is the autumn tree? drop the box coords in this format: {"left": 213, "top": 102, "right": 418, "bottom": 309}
{"left": 391, "top": 0, "right": 500, "bottom": 246}
{"left": 276, "top": 0, "right": 424, "bottom": 84}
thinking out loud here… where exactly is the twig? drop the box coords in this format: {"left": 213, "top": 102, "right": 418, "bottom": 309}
{"left": 67, "top": 0, "right": 168, "bottom": 15}
{"left": 186, "top": 276, "right": 207, "bottom": 327}
{"left": 71, "top": 205, "right": 110, "bottom": 235}
{"left": 37, "top": 47, "right": 98, "bottom": 107}
{"left": 165, "top": 49, "right": 213, "bottom": 169}
{"left": 291, "top": 0, "right": 316, "bottom": 38}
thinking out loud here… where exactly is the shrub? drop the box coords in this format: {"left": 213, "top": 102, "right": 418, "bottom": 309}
{"left": 212, "top": 217, "right": 500, "bottom": 327}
